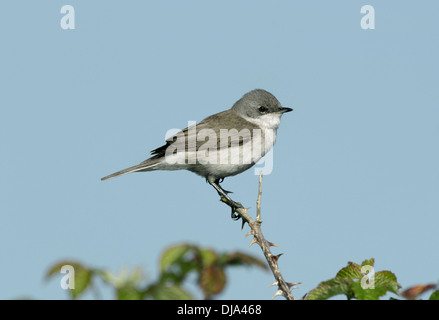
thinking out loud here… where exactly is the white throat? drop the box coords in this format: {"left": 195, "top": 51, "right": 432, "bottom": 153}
{"left": 242, "top": 113, "right": 282, "bottom": 130}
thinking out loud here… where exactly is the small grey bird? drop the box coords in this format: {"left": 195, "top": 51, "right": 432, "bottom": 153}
{"left": 101, "top": 89, "right": 292, "bottom": 219}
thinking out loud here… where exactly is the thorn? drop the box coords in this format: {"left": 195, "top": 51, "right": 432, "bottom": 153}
{"left": 287, "top": 282, "right": 302, "bottom": 288}
{"left": 271, "top": 253, "right": 283, "bottom": 263}
{"left": 272, "top": 289, "right": 285, "bottom": 299}
{"left": 245, "top": 230, "right": 255, "bottom": 238}
{"left": 270, "top": 280, "right": 301, "bottom": 289}
{"left": 267, "top": 241, "right": 279, "bottom": 247}
{"left": 241, "top": 219, "right": 246, "bottom": 231}
{"left": 249, "top": 237, "right": 259, "bottom": 247}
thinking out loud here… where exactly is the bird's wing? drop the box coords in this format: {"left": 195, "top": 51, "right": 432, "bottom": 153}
{"left": 150, "top": 110, "right": 260, "bottom": 159}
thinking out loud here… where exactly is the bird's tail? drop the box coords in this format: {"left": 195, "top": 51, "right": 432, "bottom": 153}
{"left": 101, "top": 159, "right": 161, "bottom": 181}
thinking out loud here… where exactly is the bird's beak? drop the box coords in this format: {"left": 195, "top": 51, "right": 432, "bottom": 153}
{"left": 278, "top": 107, "right": 293, "bottom": 113}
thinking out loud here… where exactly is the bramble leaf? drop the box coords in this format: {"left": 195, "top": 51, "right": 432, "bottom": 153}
{"left": 306, "top": 258, "right": 400, "bottom": 300}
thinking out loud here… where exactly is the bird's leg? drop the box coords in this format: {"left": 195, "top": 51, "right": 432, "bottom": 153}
{"left": 218, "top": 178, "right": 233, "bottom": 194}
{"left": 207, "top": 178, "right": 243, "bottom": 220}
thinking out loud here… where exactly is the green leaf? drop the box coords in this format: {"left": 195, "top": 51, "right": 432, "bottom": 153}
{"left": 352, "top": 270, "right": 400, "bottom": 300}
{"left": 336, "top": 262, "right": 363, "bottom": 279}
{"left": 116, "top": 287, "right": 144, "bottom": 300}
{"left": 351, "top": 281, "right": 380, "bottom": 300}
{"left": 361, "top": 258, "right": 375, "bottom": 268}
{"left": 160, "top": 244, "right": 193, "bottom": 272}
{"left": 46, "top": 261, "right": 92, "bottom": 299}
{"left": 71, "top": 268, "right": 92, "bottom": 299}
{"left": 198, "top": 248, "right": 218, "bottom": 267}
{"left": 99, "top": 267, "right": 144, "bottom": 287}
{"left": 429, "top": 290, "right": 439, "bottom": 300}
{"left": 374, "top": 270, "right": 400, "bottom": 294}
{"left": 151, "top": 285, "right": 193, "bottom": 300}
{"left": 306, "top": 277, "right": 355, "bottom": 300}
{"left": 306, "top": 258, "right": 400, "bottom": 300}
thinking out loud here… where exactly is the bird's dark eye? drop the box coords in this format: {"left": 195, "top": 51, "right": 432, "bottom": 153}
{"left": 258, "top": 106, "right": 268, "bottom": 113}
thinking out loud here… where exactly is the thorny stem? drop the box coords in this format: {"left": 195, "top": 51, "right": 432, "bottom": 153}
{"left": 220, "top": 172, "right": 298, "bottom": 300}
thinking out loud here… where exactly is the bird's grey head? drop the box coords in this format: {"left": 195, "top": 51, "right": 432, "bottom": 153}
{"left": 232, "top": 89, "right": 293, "bottom": 129}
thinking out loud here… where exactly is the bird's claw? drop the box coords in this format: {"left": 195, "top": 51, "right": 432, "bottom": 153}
{"left": 230, "top": 201, "right": 244, "bottom": 220}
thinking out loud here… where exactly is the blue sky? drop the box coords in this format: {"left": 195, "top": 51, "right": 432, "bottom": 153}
{"left": 1, "top": 1, "right": 438, "bottom": 299}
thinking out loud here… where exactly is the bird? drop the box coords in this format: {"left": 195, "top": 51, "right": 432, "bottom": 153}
{"left": 101, "top": 89, "right": 292, "bottom": 219}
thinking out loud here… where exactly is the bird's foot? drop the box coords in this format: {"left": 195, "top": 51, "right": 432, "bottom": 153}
{"left": 208, "top": 177, "right": 241, "bottom": 221}
{"left": 220, "top": 197, "right": 243, "bottom": 220}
